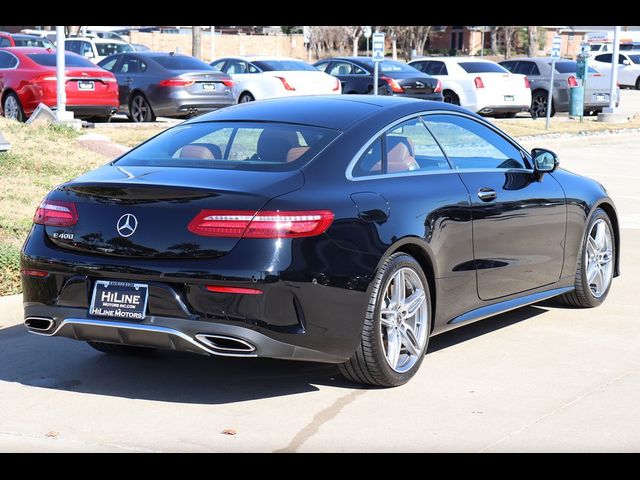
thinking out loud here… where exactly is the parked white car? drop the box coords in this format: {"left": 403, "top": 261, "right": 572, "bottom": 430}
{"left": 210, "top": 56, "right": 341, "bottom": 103}
{"left": 408, "top": 57, "right": 531, "bottom": 117}
{"left": 64, "top": 37, "right": 135, "bottom": 64}
{"left": 591, "top": 52, "right": 640, "bottom": 90}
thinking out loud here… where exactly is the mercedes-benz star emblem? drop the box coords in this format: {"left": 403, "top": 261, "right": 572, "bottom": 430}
{"left": 116, "top": 214, "right": 138, "bottom": 238}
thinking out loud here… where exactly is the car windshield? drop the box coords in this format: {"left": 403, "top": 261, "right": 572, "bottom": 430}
{"left": 628, "top": 55, "right": 640, "bottom": 64}
{"left": 95, "top": 42, "right": 134, "bottom": 56}
{"left": 555, "top": 61, "right": 598, "bottom": 73}
{"left": 115, "top": 122, "right": 340, "bottom": 172}
{"left": 458, "top": 62, "right": 510, "bottom": 73}
{"left": 27, "top": 53, "right": 95, "bottom": 67}
{"left": 152, "top": 55, "right": 214, "bottom": 70}
{"left": 251, "top": 60, "right": 316, "bottom": 71}
{"left": 13, "top": 36, "right": 54, "bottom": 48}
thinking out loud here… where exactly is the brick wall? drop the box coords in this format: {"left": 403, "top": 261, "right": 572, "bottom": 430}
{"left": 129, "top": 32, "right": 307, "bottom": 62}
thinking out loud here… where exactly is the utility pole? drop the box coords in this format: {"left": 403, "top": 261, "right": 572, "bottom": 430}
{"left": 55, "top": 26, "right": 73, "bottom": 122}
{"left": 604, "top": 26, "right": 621, "bottom": 114}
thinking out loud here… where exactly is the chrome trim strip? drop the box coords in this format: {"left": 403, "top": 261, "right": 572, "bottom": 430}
{"left": 345, "top": 109, "right": 533, "bottom": 181}
{"left": 449, "top": 286, "right": 573, "bottom": 325}
{"left": 195, "top": 334, "right": 256, "bottom": 353}
{"left": 32, "top": 318, "right": 257, "bottom": 357}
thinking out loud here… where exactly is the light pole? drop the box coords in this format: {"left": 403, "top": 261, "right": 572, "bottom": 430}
{"left": 55, "top": 26, "right": 69, "bottom": 121}
{"left": 604, "top": 26, "right": 621, "bottom": 114}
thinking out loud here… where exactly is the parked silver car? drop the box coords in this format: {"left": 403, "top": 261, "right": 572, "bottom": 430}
{"left": 500, "top": 57, "right": 619, "bottom": 118}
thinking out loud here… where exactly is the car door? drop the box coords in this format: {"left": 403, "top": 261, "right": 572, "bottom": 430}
{"left": 325, "top": 61, "right": 369, "bottom": 94}
{"left": 617, "top": 53, "right": 637, "bottom": 86}
{"left": 113, "top": 55, "right": 144, "bottom": 108}
{"left": 224, "top": 59, "right": 253, "bottom": 95}
{"left": 423, "top": 113, "right": 566, "bottom": 300}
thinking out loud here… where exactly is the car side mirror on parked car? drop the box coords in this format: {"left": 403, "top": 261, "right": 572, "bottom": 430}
{"left": 531, "top": 148, "right": 559, "bottom": 176}
{"left": 622, "top": 59, "right": 631, "bottom": 66}
{"left": 84, "top": 51, "right": 94, "bottom": 59}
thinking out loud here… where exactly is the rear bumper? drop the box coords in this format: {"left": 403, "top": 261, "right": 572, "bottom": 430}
{"left": 66, "top": 105, "right": 118, "bottom": 118}
{"left": 476, "top": 104, "right": 530, "bottom": 115}
{"left": 394, "top": 92, "right": 444, "bottom": 102}
{"left": 148, "top": 88, "right": 236, "bottom": 117}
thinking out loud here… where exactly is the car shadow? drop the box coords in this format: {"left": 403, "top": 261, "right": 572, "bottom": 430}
{"left": 0, "top": 304, "right": 547, "bottom": 404}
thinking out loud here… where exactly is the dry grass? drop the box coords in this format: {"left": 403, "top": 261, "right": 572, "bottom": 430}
{"left": 494, "top": 117, "right": 640, "bottom": 138}
{"left": 103, "top": 125, "right": 173, "bottom": 148}
{"left": 0, "top": 118, "right": 106, "bottom": 295}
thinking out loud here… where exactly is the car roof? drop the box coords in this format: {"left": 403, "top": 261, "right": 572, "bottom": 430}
{"left": 68, "top": 37, "right": 129, "bottom": 44}
{"left": 0, "top": 46, "right": 54, "bottom": 54}
{"left": 186, "top": 95, "right": 469, "bottom": 131}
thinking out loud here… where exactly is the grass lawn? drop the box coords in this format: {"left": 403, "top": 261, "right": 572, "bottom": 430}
{"left": 0, "top": 118, "right": 106, "bottom": 295}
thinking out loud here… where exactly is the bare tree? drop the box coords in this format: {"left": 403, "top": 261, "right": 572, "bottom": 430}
{"left": 490, "top": 26, "right": 499, "bottom": 55}
{"left": 348, "top": 26, "right": 363, "bottom": 56}
{"left": 527, "top": 26, "right": 539, "bottom": 56}
{"left": 192, "top": 26, "right": 202, "bottom": 59}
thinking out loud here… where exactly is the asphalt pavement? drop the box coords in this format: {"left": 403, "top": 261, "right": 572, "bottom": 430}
{"left": 1, "top": 129, "right": 639, "bottom": 452}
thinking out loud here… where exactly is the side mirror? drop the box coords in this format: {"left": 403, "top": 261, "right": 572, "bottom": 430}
{"left": 531, "top": 148, "right": 559, "bottom": 175}
{"left": 84, "top": 51, "right": 94, "bottom": 58}
{"left": 622, "top": 59, "right": 631, "bottom": 65}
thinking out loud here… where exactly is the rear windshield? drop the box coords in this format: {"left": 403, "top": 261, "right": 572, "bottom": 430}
{"left": 115, "top": 122, "right": 340, "bottom": 172}
{"left": 252, "top": 60, "right": 316, "bottom": 71}
{"left": 27, "top": 53, "right": 95, "bottom": 67}
{"left": 152, "top": 55, "right": 214, "bottom": 70}
{"left": 357, "top": 59, "right": 419, "bottom": 73}
{"left": 95, "top": 42, "right": 133, "bottom": 56}
{"left": 458, "top": 62, "right": 509, "bottom": 73}
{"left": 13, "top": 36, "right": 54, "bottom": 48}
{"left": 554, "top": 61, "right": 598, "bottom": 73}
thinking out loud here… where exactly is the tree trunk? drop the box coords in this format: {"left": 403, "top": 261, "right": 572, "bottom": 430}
{"left": 392, "top": 38, "right": 397, "bottom": 60}
{"left": 527, "top": 26, "right": 539, "bottom": 56}
{"left": 503, "top": 26, "right": 514, "bottom": 60}
{"left": 352, "top": 36, "right": 359, "bottom": 56}
{"left": 490, "top": 27, "right": 498, "bottom": 56}
{"left": 192, "top": 26, "right": 202, "bottom": 59}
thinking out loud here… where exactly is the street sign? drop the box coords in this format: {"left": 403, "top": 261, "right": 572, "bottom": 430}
{"left": 372, "top": 32, "right": 385, "bottom": 62}
{"left": 363, "top": 26, "right": 372, "bottom": 38}
{"left": 551, "top": 34, "right": 562, "bottom": 59}
{"left": 580, "top": 41, "right": 590, "bottom": 58}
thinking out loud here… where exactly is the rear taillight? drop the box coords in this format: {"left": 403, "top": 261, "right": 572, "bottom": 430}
{"left": 275, "top": 76, "right": 296, "bottom": 91}
{"left": 159, "top": 78, "right": 195, "bottom": 87}
{"left": 20, "top": 269, "right": 49, "bottom": 278}
{"left": 102, "top": 76, "right": 117, "bottom": 83}
{"left": 524, "top": 77, "right": 531, "bottom": 89}
{"left": 381, "top": 76, "right": 404, "bottom": 93}
{"left": 222, "top": 79, "right": 234, "bottom": 88}
{"left": 188, "top": 210, "right": 334, "bottom": 238}
{"left": 332, "top": 78, "right": 341, "bottom": 91}
{"left": 567, "top": 75, "right": 578, "bottom": 87}
{"left": 33, "top": 199, "right": 78, "bottom": 227}
{"left": 474, "top": 76, "right": 484, "bottom": 89}
{"left": 434, "top": 79, "right": 443, "bottom": 93}
{"left": 205, "top": 285, "right": 263, "bottom": 295}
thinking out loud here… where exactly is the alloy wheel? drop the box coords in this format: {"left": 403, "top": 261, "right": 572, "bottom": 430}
{"left": 131, "top": 96, "right": 149, "bottom": 122}
{"left": 379, "top": 267, "right": 429, "bottom": 373}
{"left": 531, "top": 93, "right": 548, "bottom": 118}
{"left": 3, "top": 95, "right": 20, "bottom": 120}
{"left": 585, "top": 219, "right": 614, "bottom": 298}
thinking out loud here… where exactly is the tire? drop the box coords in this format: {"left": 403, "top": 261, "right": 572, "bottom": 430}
{"left": 443, "top": 90, "right": 460, "bottom": 105}
{"left": 87, "top": 341, "right": 156, "bottom": 356}
{"left": 2, "top": 92, "right": 25, "bottom": 122}
{"left": 530, "top": 89, "right": 555, "bottom": 119}
{"left": 239, "top": 92, "right": 255, "bottom": 103}
{"left": 339, "top": 253, "right": 431, "bottom": 387}
{"left": 129, "top": 93, "right": 156, "bottom": 123}
{"left": 636, "top": 76, "right": 640, "bottom": 90}
{"left": 557, "top": 208, "right": 615, "bottom": 308}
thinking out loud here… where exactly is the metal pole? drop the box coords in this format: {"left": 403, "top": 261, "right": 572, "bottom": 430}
{"left": 545, "top": 58, "right": 556, "bottom": 129}
{"left": 373, "top": 61, "right": 379, "bottom": 95}
{"left": 367, "top": 37, "right": 369, "bottom": 57}
{"left": 55, "top": 26, "right": 66, "bottom": 120}
{"left": 480, "top": 27, "right": 484, "bottom": 57}
{"left": 607, "top": 26, "right": 621, "bottom": 111}
{"left": 210, "top": 26, "right": 215, "bottom": 61}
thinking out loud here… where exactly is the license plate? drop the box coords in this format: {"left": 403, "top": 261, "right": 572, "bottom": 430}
{"left": 78, "top": 80, "right": 95, "bottom": 91}
{"left": 89, "top": 280, "right": 149, "bottom": 320}
{"left": 202, "top": 82, "right": 216, "bottom": 91}
{"left": 504, "top": 95, "right": 514, "bottom": 102}
{"left": 595, "top": 94, "right": 606, "bottom": 101}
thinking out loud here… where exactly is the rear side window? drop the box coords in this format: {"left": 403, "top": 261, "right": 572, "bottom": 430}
{"left": 458, "top": 62, "right": 509, "bottom": 74}
{"left": 514, "top": 61, "right": 540, "bottom": 76}
{"left": 27, "top": 53, "right": 95, "bottom": 67}
{"left": 595, "top": 54, "right": 612, "bottom": 63}
{"left": 0, "top": 37, "right": 11, "bottom": 48}
{"left": 12, "top": 36, "right": 54, "bottom": 48}
{"left": 117, "top": 55, "right": 146, "bottom": 73}
{"left": 115, "top": 122, "right": 340, "bottom": 172}
{"left": 0, "top": 51, "right": 18, "bottom": 68}
{"left": 424, "top": 114, "right": 526, "bottom": 170}
{"left": 423, "top": 61, "right": 448, "bottom": 76}
{"left": 554, "top": 61, "right": 597, "bottom": 74}
{"left": 152, "top": 55, "right": 214, "bottom": 71}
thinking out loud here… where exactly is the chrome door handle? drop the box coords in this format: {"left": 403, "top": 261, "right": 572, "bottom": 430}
{"left": 478, "top": 188, "right": 497, "bottom": 202}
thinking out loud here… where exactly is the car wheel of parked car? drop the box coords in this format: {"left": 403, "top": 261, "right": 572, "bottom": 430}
{"left": 530, "top": 90, "right": 555, "bottom": 119}
{"left": 239, "top": 92, "right": 255, "bottom": 103}
{"left": 339, "top": 253, "right": 431, "bottom": 387}
{"left": 557, "top": 208, "right": 615, "bottom": 308}
{"left": 129, "top": 93, "right": 156, "bottom": 123}
{"left": 2, "top": 92, "right": 24, "bottom": 122}
{"left": 442, "top": 90, "right": 460, "bottom": 106}
{"left": 87, "top": 341, "right": 157, "bottom": 355}
{"left": 636, "top": 76, "right": 640, "bottom": 90}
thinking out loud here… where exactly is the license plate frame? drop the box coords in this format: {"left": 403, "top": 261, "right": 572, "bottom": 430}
{"left": 504, "top": 95, "right": 515, "bottom": 102}
{"left": 89, "top": 280, "right": 149, "bottom": 320}
{"left": 77, "top": 80, "right": 95, "bottom": 91}
{"left": 202, "top": 82, "right": 216, "bottom": 91}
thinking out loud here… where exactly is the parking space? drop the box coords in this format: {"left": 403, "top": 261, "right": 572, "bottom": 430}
{"left": 1, "top": 133, "right": 639, "bottom": 452}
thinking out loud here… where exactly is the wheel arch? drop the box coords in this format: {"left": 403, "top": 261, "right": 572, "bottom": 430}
{"left": 1, "top": 88, "right": 21, "bottom": 114}
{"left": 593, "top": 200, "right": 621, "bottom": 277}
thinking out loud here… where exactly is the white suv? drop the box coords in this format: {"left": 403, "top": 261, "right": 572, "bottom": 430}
{"left": 65, "top": 37, "right": 135, "bottom": 64}
{"left": 591, "top": 52, "right": 640, "bottom": 90}
{"left": 408, "top": 57, "right": 531, "bottom": 117}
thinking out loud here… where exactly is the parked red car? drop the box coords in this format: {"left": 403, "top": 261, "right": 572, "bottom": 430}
{"left": 0, "top": 32, "right": 55, "bottom": 49}
{"left": 0, "top": 47, "right": 119, "bottom": 121}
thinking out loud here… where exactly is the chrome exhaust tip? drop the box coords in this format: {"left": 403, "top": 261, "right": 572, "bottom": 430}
{"left": 195, "top": 334, "right": 256, "bottom": 355}
{"left": 24, "top": 317, "right": 55, "bottom": 333}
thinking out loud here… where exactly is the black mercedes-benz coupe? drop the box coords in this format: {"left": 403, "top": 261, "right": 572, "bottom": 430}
{"left": 21, "top": 95, "right": 619, "bottom": 387}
